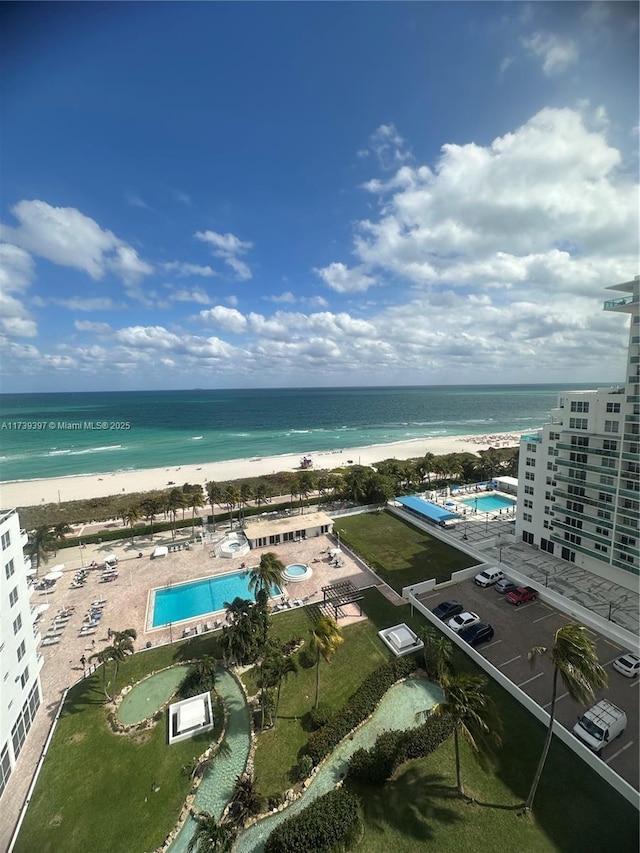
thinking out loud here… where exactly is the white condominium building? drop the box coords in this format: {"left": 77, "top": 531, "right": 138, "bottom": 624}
{"left": 0, "top": 508, "right": 43, "bottom": 799}
{"left": 516, "top": 276, "right": 640, "bottom": 592}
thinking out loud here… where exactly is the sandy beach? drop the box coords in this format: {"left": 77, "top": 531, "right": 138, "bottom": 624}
{"left": 0, "top": 431, "right": 521, "bottom": 508}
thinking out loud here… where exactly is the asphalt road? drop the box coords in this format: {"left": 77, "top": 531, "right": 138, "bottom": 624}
{"left": 418, "top": 577, "right": 639, "bottom": 791}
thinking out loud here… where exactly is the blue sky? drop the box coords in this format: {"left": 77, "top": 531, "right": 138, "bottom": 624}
{"left": 1, "top": 2, "right": 638, "bottom": 392}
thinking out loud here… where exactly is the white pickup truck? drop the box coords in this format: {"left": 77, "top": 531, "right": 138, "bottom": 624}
{"left": 572, "top": 699, "right": 627, "bottom": 756}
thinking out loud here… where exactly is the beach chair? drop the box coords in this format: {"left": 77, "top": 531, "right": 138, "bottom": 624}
{"left": 182, "top": 627, "right": 192, "bottom": 638}
{"left": 41, "top": 636, "right": 60, "bottom": 646}
{"left": 204, "top": 621, "right": 213, "bottom": 632}
{"left": 195, "top": 623, "right": 203, "bottom": 635}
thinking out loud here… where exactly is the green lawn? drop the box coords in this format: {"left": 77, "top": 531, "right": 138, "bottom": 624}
{"left": 334, "top": 510, "right": 479, "bottom": 590}
{"left": 243, "top": 607, "right": 392, "bottom": 798}
{"left": 15, "top": 635, "right": 224, "bottom": 853}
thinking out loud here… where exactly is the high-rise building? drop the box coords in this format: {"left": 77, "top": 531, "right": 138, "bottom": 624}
{"left": 0, "top": 508, "right": 44, "bottom": 799}
{"left": 515, "top": 276, "right": 639, "bottom": 592}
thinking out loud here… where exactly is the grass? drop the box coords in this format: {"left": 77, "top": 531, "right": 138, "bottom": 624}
{"left": 244, "top": 606, "right": 392, "bottom": 798}
{"left": 334, "top": 510, "right": 479, "bottom": 590}
{"left": 14, "top": 635, "right": 224, "bottom": 853}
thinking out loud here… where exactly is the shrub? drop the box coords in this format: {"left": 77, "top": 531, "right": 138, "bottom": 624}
{"left": 307, "top": 704, "right": 332, "bottom": 731}
{"left": 347, "top": 713, "right": 454, "bottom": 785}
{"left": 294, "top": 754, "right": 314, "bottom": 782}
{"left": 297, "top": 647, "right": 316, "bottom": 669}
{"left": 264, "top": 789, "right": 360, "bottom": 853}
{"left": 304, "top": 658, "right": 417, "bottom": 766}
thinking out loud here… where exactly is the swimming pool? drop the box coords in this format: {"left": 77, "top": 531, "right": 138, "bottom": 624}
{"left": 150, "top": 571, "right": 281, "bottom": 628}
{"left": 460, "top": 493, "right": 516, "bottom": 513}
{"left": 282, "top": 563, "right": 313, "bottom": 582}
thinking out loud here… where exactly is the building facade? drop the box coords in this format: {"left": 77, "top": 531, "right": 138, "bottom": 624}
{"left": 516, "top": 276, "right": 640, "bottom": 592}
{"left": 0, "top": 509, "right": 43, "bottom": 799}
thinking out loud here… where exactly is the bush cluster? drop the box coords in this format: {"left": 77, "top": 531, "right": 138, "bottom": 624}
{"left": 304, "top": 658, "right": 417, "bottom": 766}
{"left": 347, "top": 712, "right": 454, "bottom": 785}
{"left": 264, "top": 788, "right": 360, "bottom": 853}
{"left": 307, "top": 704, "right": 332, "bottom": 731}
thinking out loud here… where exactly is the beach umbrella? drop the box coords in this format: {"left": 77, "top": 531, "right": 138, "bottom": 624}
{"left": 34, "top": 603, "right": 50, "bottom": 615}
{"left": 44, "top": 569, "right": 64, "bottom": 581}
{"left": 330, "top": 548, "right": 342, "bottom": 555}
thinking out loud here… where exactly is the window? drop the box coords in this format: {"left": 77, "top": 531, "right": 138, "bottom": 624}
{"left": 9, "top": 586, "right": 18, "bottom": 607}
{"left": 594, "top": 543, "right": 608, "bottom": 553}
{"left": 564, "top": 532, "right": 582, "bottom": 545}
{"left": 601, "top": 457, "right": 615, "bottom": 468}
{"left": 603, "top": 439, "right": 618, "bottom": 451}
{"left": 526, "top": 457, "right": 536, "bottom": 466}
{"left": 550, "top": 432, "right": 561, "bottom": 441}
{"left": 547, "top": 461, "right": 554, "bottom": 471}
{"left": 571, "top": 435, "right": 589, "bottom": 447}
{"left": 17, "top": 640, "right": 26, "bottom": 662}
{"left": 597, "top": 508, "right": 611, "bottom": 520}
{"left": 606, "top": 402, "right": 621, "bottom": 413}
{"left": 523, "top": 513, "right": 532, "bottom": 522}
{"left": 13, "top": 614, "right": 22, "bottom": 635}
{"left": 544, "top": 505, "right": 551, "bottom": 515}
{"left": 524, "top": 499, "right": 533, "bottom": 508}
{"left": 621, "top": 535, "right": 637, "bottom": 546}
{"left": 604, "top": 420, "right": 619, "bottom": 433}
{"left": 568, "top": 501, "right": 584, "bottom": 513}
{"left": 543, "top": 520, "right": 550, "bottom": 529}
{"left": 524, "top": 485, "right": 534, "bottom": 495}
{"left": 570, "top": 452, "right": 587, "bottom": 464}
{"left": 20, "top": 666, "right": 29, "bottom": 689}
{"left": 0, "top": 744, "right": 11, "bottom": 799}
{"left": 525, "top": 471, "right": 535, "bottom": 481}
{"left": 600, "top": 475, "right": 614, "bottom": 486}
{"left": 526, "top": 443, "right": 537, "bottom": 453}
{"left": 569, "top": 418, "right": 588, "bottom": 430}
{"left": 522, "top": 531, "right": 534, "bottom": 544}
{"left": 561, "top": 546, "right": 576, "bottom": 563}
{"left": 569, "top": 469, "right": 586, "bottom": 481}
{"left": 5, "top": 559, "right": 15, "bottom": 579}
{"left": 598, "top": 492, "right": 613, "bottom": 503}
{"left": 1, "top": 530, "right": 11, "bottom": 550}
{"left": 570, "top": 401, "right": 590, "bottom": 413}
{"left": 565, "top": 517, "right": 582, "bottom": 529}
{"left": 568, "top": 485, "right": 585, "bottom": 497}
{"left": 595, "top": 526, "right": 610, "bottom": 537}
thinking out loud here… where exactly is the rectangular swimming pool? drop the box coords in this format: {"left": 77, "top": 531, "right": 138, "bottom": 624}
{"left": 459, "top": 494, "right": 516, "bottom": 513}
{"left": 150, "top": 570, "right": 282, "bottom": 628}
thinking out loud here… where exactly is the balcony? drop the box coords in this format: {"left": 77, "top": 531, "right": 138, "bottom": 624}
{"left": 21, "top": 529, "right": 29, "bottom": 547}
{"left": 521, "top": 434, "right": 542, "bottom": 443}
{"left": 604, "top": 295, "right": 636, "bottom": 309}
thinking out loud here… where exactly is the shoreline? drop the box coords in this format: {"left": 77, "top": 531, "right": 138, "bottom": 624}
{"left": 0, "top": 431, "right": 523, "bottom": 508}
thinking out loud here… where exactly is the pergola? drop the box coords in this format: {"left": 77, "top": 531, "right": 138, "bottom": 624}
{"left": 320, "top": 580, "right": 364, "bottom": 620}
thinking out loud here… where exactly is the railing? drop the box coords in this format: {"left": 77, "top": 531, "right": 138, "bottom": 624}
{"left": 604, "top": 295, "right": 636, "bottom": 309}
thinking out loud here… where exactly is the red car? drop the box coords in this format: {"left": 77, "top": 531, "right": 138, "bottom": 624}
{"left": 506, "top": 586, "right": 538, "bottom": 606}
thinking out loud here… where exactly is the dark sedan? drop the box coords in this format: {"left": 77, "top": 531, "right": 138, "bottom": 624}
{"left": 458, "top": 621, "right": 495, "bottom": 647}
{"left": 432, "top": 600, "right": 463, "bottom": 621}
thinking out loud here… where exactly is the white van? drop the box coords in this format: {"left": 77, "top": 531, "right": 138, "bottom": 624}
{"left": 572, "top": 700, "right": 626, "bottom": 755}
{"left": 474, "top": 566, "right": 504, "bottom": 588}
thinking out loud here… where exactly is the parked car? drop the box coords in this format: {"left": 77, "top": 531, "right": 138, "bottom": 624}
{"left": 473, "top": 566, "right": 504, "bottom": 588}
{"left": 612, "top": 651, "right": 640, "bottom": 678}
{"left": 572, "top": 699, "right": 626, "bottom": 756}
{"left": 447, "top": 611, "right": 480, "bottom": 633}
{"left": 458, "top": 622, "right": 495, "bottom": 646}
{"left": 495, "top": 577, "right": 518, "bottom": 594}
{"left": 506, "top": 586, "right": 538, "bottom": 606}
{"left": 432, "top": 600, "right": 464, "bottom": 621}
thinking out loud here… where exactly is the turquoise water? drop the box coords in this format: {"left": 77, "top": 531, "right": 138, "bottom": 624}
{"left": 169, "top": 668, "right": 251, "bottom": 853}
{"left": 236, "top": 677, "right": 443, "bottom": 853}
{"left": 118, "top": 664, "right": 191, "bottom": 726}
{"left": 460, "top": 494, "right": 516, "bottom": 512}
{"left": 0, "top": 384, "right": 600, "bottom": 482}
{"left": 152, "top": 571, "right": 281, "bottom": 627}
{"left": 283, "top": 564, "right": 307, "bottom": 577}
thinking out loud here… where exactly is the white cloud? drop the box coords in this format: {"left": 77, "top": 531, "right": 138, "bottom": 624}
{"left": 522, "top": 31, "right": 578, "bottom": 76}
{"left": 125, "top": 191, "right": 151, "bottom": 210}
{"left": 0, "top": 292, "right": 38, "bottom": 338}
{"left": 172, "top": 189, "right": 191, "bottom": 205}
{"left": 166, "top": 288, "right": 211, "bottom": 305}
{"left": 315, "top": 262, "right": 376, "bottom": 293}
{"left": 75, "top": 320, "right": 113, "bottom": 335}
{"left": 0, "top": 243, "right": 35, "bottom": 291}
{"left": 199, "top": 305, "right": 248, "bottom": 334}
{"left": 56, "top": 297, "right": 123, "bottom": 312}
{"left": 360, "top": 123, "right": 413, "bottom": 170}
{"left": 195, "top": 229, "right": 253, "bottom": 280}
{"left": 162, "top": 261, "right": 216, "bottom": 278}
{"left": 265, "top": 291, "right": 297, "bottom": 304}
{"left": 0, "top": 200, "right": 154, "bottom": 284}
{"left": 499, "top": 56, "right": 514, "bottom": 77}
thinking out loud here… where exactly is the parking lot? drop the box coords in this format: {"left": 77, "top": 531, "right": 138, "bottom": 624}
{"left": 418, "top": 576, "right": 640, "bottom": 791}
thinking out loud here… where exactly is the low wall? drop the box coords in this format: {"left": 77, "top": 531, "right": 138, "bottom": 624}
{"left": 408, "top": 592, "right": 640, "bottom": 810}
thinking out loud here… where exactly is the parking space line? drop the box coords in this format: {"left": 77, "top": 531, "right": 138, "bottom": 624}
{"left": 630, "top": 679, "right": 640, "bottom": 688}
{"left": 498, "top": 655, "right": 522, "bottom": 667}
{"left": 603, "top": 639, "right": 622, "bottom": 651}
{"left": 518, "top": 672, "right": 545, "bottom": 688}
{"left": 543, "top": 690, "right": 569, "bottom": 709}
{"left": 605, "top": 741, "right": 634, "bottom": 765}
{"left": 603, "top": 655, "right": 622, "bottom": 667}
{"left": 483, "top": 640, "right": 502, "bottom": 650}
{"left": 533, "top": 612, "right": 559, "bottom": 624}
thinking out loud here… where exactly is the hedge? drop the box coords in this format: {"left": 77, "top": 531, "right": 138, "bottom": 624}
{"left": 264, "top": 788, "right": 361, "bottom": 853}
{"left": 347, "top": 713, "right": 455, "bottom": 785}
{"left": 303, "top": 658, "right": 417, "bottom": 766}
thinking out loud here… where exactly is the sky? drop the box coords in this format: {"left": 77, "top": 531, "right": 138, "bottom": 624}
{"left": 0, "top": 1, "right": 638, "bottom": 393}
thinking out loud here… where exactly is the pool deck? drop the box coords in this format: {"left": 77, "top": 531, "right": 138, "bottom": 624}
{"left": 1, "top": 527, "right": 376, "bottom": 851}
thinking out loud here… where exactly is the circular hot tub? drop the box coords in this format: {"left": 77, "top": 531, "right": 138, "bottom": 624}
{"left": 282, "top": 563, "right": 313, "bottom": 583}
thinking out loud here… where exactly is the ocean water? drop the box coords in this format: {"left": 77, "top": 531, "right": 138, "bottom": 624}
{"left": 0, "top": 384, "right": 604, "bottom": 483}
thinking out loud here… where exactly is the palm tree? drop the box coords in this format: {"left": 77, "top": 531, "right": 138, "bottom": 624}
{"left": 418, "top": 451, "right": 435, "bottom": 484}
{"left": 140, "top": 496, "right": 161, "bottom": 539}
{"left": 229, "top": 774, "right": 264, "bottom": 827}
{"left": 429, "top": 671, "right": 501, "bottom": 798}
{"left": 253, "top": 483, "right": 271, "bottom": 506}
{"left": 188, "top": 487, "right": 205, "bottom": 538}
{"left": 188, "top": 812, "right": 236, "bottom": 853}
{"left": 419, "top": 626, "right": 453, "bottom": 683}
{"left": 206, "top": 480, "right": 224, "bottom": 528}
{"left": 309, "top": 616, "right": 343, "bottom": 709}
{"left": 248, "top": 552, "right": 284, "bottom": 599}
{"left": 239, "top": 483, "right": 254, "bottom": 522}
{"left": 261, "top": 647, "right": 298, "bottom": 724}
{"left": 25, "top": 526, "right": 56, "bottom": 575}
{"left": 525, "top": 624, "right": 607, "bottom": 812}
{"left": 90, "top": 644, "right": 119, "bottom": 701}
{"left": 224, "top": 485, "right": 242, "bottom": 528}
{"left": 166, "top": 488, "right": 186, "bottom": 539}
{"left": 124, "top": 506, "right": 140, "bottom": 545}
{"left": 93, "top": 628, "right": 137, "bottom": 700}
{"left": 52, "top": 522, "right": 72, "bottom": 552}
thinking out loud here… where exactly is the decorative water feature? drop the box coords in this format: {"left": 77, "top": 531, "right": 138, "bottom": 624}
{"left": 281, "top": 563, "right": 313, "bottom": 583}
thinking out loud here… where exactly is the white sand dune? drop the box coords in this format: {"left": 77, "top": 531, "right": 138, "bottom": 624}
{"left": 1, "top": 431, "right": 522, "bottom": 508}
